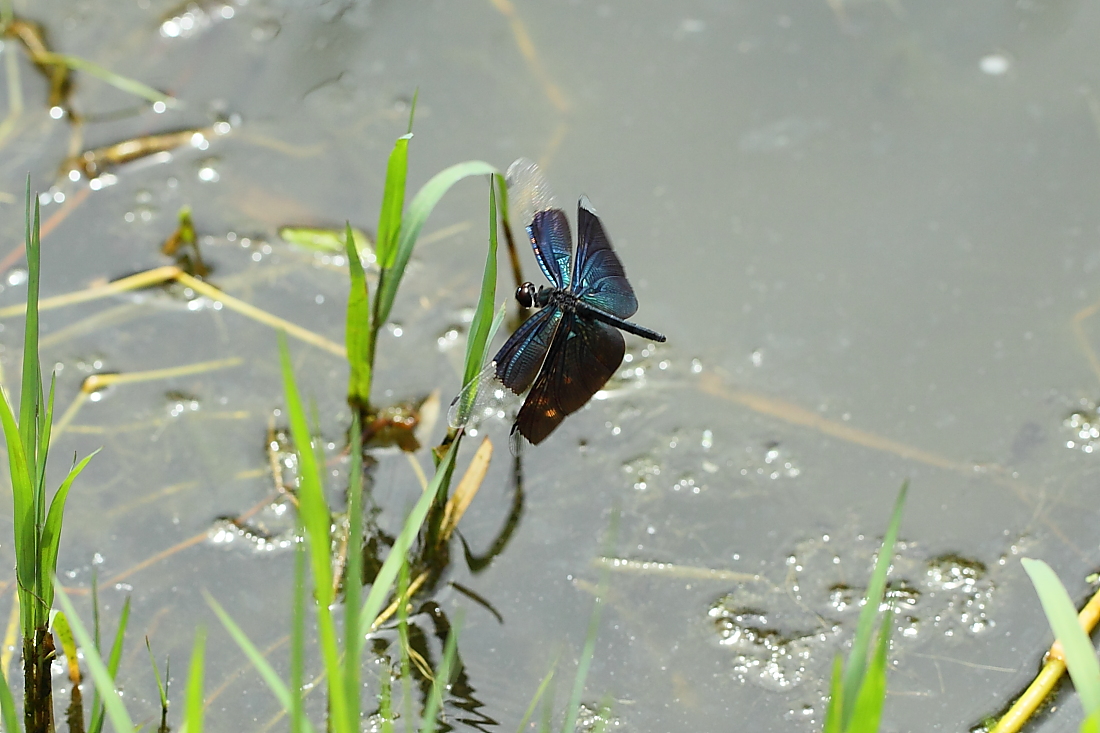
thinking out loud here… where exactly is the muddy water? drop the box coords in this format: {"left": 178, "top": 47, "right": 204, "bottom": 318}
{"left": 1, "top": 1, "right": 1099, "bottom": 731}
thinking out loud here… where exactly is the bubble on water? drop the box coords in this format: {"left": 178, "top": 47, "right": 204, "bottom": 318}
{"left": 1064, "top": 399, "right": 1100, "bottom": 452}
{"left": 166, "top": 391, "right": 201, "bottom": 418}
{"left": 437, "top": 324, "right": 463, "bottom": 351}
{"left": 622, "top": 454, "right": 661, "bottom": 491}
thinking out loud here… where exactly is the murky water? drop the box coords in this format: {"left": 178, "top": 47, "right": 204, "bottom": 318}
{"left": 2, "top": 0, "right": 1100, "bottom": 731}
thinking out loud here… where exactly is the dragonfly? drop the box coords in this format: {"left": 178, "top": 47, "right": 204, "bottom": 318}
{"left": 451, "top": 159, "right": 666, "bottom": 446}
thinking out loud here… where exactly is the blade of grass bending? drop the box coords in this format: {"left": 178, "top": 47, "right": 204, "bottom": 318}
{"left": 39, "top": 449, "right": 99, "bottom": 608}
{"left": 461, "top": 180, "right": 499, "bottom": 390}
{"left": 374, "top": 163, "right": 503, "bottom": 328}
{"left": 182, "top": 628, "right": 206, "bottom": 733}
{"left": 342, "top": 416, "right": 364, "bottom": 733}
{"left": 54, "top": 584, "right": 136, "bottom": 733}
{"left": 358, "top": 438, "right": 460, "bottom": 639}
{"left": 88, "top": 595, "right": 130, "bottom": 733}
{"left": 145, "top": 638, "right": 169, "bottom": 714}
{"left": 205, "top": 592, "right": 319, "bottom": 733}
{"left": 838, "top": 480, "right": 908, "bottom": 730}
{"left": 1021, "top": 558, "right": 1100, "bottom": 716}
{"left": 38, "top": 53, "right": 175, "bottom": 106}
{"left": 516, "top": 660, "right": 557, "bottom": 733}
{"left": 419, "top": 615, "right": 461, "bottom": 733}
{"left": 345, "top": 223, "right": 373, "bottom": 407}
{"left": 374, "top": 134, "right": 412, "bottom": 270}
{"left": 277, "top": 334, "right": 347, "bottom": 727}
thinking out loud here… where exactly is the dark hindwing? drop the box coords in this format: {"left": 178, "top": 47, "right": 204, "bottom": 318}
{"left": 513, "top": 314, "right": 626, "bottom": 445}
{"left": 493, "top": 306, "right": 563, "bottom": 394}
{"left": 571, "top": 197, "right": 638, "bottom": 319}
{"left": 529, "top": 208, "right": 573, "bottom": 289}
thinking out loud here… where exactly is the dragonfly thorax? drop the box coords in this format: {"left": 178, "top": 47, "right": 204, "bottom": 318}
{"left": 515, "top": 282, "right": 575, "bottom": 311}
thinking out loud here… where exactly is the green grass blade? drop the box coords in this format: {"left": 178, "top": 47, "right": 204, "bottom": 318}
{"left": 516, "top": 660, "right": 557, "bottom": 733}
{"left": 36, "top": 372, "right": 56, "bottom": 494}
{"left": 374, "top": 163, "right": 502, "bottom": 328}
{"left": 1083, "top": 708, "right": 1100, "bottom": 733}
{"left": 849, "top": 610, "right": 893, "bottom": 733}
{"left": 461, "top": 180, "right": 499, "bottom": 389}
{"left": 89, "top": 595, "right": 131, "bottom": 733}
{"left": 374, "top": 134, "right": 412, "bottom": 270}
{"left": 419, "top": 616, "right": 461, "bottom": 733}
{"left": 822, "top": 655, "right": 844, "bottom": 733}
{"left": 342, "top": 416, "right": 364, "bottom": 733}
{"left": 0, "top": 382, "right": 36, "bottom": 635}
{"left": 838, "top": 480, "right": 908, "bottom": 729}
{"left": 279, "top": 226, "right": 371, "bottom": 257}
{"left": 145, "top": 637, "right": 169, "bottom": 712}
{"left": 1022, "top": 558, "right": 1100, "bottom": 716}
{"left": 39, "top": 449, "right": 99, "bottom": 608}
{"left": 358, "top": 438, "right": 460, "bottom": 639}
{"left": 0, "top": 645, "right": 20, "bottom": 733}
{"left": 183, "top": 628, "right": 206, "bottom": 733}
{"left": 406, "top": 88, "right": 418, "bottom": 134}
{"left": 19, "top": 186, "right": 41, "bottom": 523}
{"left": 289, "top": 518, "right": 305, "bottom": 733}
{"left": 276, "top": 333, "right": 347, "bottom": 728}
{"left": 54, "top": 583, "right": 136, "bottom": 733}
{"left": 345, "top": 223, "right": 373, "bottom": 408}
{"left": 39, "top": 53, "right": 175, "bottom": 106}
{"left": 205, "top": 592, "right": 319, "bottom": 733}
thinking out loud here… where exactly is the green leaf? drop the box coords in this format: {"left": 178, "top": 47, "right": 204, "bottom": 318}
{"left": 0, "top": 644, "right": 20, "bottom": 733}
{"left": 849, "top": 610, "right": 893, "bottom": 733}
{"left": 183, "top": 628, "right": 206, "bottom": 733}
{"left": 89, "top": 595, "right": 130, "bottom": 733}
{"left": 279, "top": 226, "right": 372, "bottom": 257}
{"left": 1083, "top": 708, "right": 1100, "bottom": 733}
{"left": 1022, "top": 558, "right": 1100, "bottom": 717}
{"left": 145, "top": 637, "right": 169, "bottom": 711}
{"left": 517, "top": 660, "right": 557, "bottom": 733}
{"left": 822, "top": 655, "right": 844, "bottom": 733}
{"left": 462, "top": 179, "right": 500, "bottom": 390}
{"left": 55, "top": 583, "right": 136, "bottom": 733}
{"left": 375, "top": 134, "right": 412, "bottom": 269}
{"left": 419, "top": 615, "right": 461, "bottom": 733}
{"left": 0, "top": 381, "right": 37, "bottom": 634}
{"left": 839, "top": 481, "right": 907, "bottom": 729}
{"left": 277, "top": 334, "right": 347, "bottom": 728}
{"left": 40, "top": 53, "right": 175, "bottom": 106}
{"left": 205, "top": 592, "right": 319, "bottom": 733}
{"left": 39, "top": 449, "right": 99, "bottom": 608}
{"left": 345, "top": 223, "right": 373, "bottom": 407}
{"left": 358, "top": 437, "right": 460, "bottom": 639}
{"left": 374, "top": 162, "right": 502, "bottom": 329}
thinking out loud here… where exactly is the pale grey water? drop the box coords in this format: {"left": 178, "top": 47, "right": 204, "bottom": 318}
{"left": 1, "top": 0, "right": 1099, "bottom": 731}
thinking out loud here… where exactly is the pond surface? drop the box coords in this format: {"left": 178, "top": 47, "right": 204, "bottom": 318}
{"left": 2, "top": 0, "right": 1100, "bottom": 731}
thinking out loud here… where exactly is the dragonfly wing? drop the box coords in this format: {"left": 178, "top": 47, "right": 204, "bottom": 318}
{"left": 513, "top": 315, "right": 625, "bottom": 445}
{"left": 492, "top": 306, "right": 563, "bottom": 394}
{"left": 572, "top": 196, "right": 638, "bottom": 318}
{"left": 507, "top": 158, "right": 572, "bottom": 288}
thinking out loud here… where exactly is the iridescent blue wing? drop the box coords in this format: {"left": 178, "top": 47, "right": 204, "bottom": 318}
{"left": 507, "top": 158, "right": 572, "bottom": 289}
{"left": 513, "top": 314, "right": 625, "bottom": 445}
{"left": 492, "top": 305, "right": 563, "bottom": 394}
{"left": 571, "top": 196, "right": 638, "bottom": 319}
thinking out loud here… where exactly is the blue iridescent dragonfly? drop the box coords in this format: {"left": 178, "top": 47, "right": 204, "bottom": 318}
{"left": 452, "top": 159, "right": 666, "bottom": 445}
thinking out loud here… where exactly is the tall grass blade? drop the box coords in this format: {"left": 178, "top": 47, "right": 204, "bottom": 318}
{"left": 54, "top": 584, "right": 136, "bottom": 733}
{"left": 342, "top": 416, "right": 364, "bottom": 733}
{"left": 289, "top": 518, "right": 306, "bottom": 733}
{"left": 836, "top": 480, "right": 908, "bottom": 730}
{"left": 205, "top": 592, "right": 319, "bottom": 733}
{"left": 374, "top": 134, "right": 412, "bottom": 270}
{"left": 144, "top": 637, "right": 169, "bottom": 717}
{"left": 0, "top": 385, "right": 34, "bottom": 634}
{"left": 277, "top": 333, "right": 347, "bottom": 728}
{"left": 358, "top": 438, "right": 460, "bottom": 639}
{"left": 88, "top": 595, "right": 130, "bottom": 733}
{"left": 462, "top": 180, "right": 499, "bottom": 389}
{"left": 40, "top": 449, "right": 99, "bottom": 609}
{"left": 0, "top": 657, "right": 18, "bottom": 733}
{"left": 848, "top": 610, "right": 893, "bottom": 733}
{"left": 1083, "top": 709, "right": 1100, "bottom": 733}
{"left": 822, "top": 656, "right": 844, "bottom": 733}
{"left": 374, "top": 163, "right": 503, "bottom": 328}
{"left": 183, "top": 628, "right": 206, "bottom": 733}
{"left": 19, "top": 183, "right": 40, "bottom": 494}
{"left": 345, "top": 223, "right": 372, "bottom": 407}
{"left": 516, "top": 661, "right": 557, "bottom": 733}
{"left": 1021, "top": 558, "right": 1100, "bottom": 717}
{"left": 406, "top": 88, "right": 418, "bottom": 134}
{"left": 419, "top": 617, "right": 461, "bottom": 733}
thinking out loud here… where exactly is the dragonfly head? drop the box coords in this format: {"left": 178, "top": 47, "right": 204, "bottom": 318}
{"left": 515, "top": 282, "right": 537, "bottom": 308}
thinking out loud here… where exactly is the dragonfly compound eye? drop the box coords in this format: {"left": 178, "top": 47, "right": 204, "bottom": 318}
{"left": 516, "top": 283, "right": 536, "bottom": 308}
